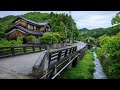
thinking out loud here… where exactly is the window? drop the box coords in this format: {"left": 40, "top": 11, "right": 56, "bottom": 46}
{"left": 34, "top": 26, "right": 36, "bottom": 30}
{"left": 28, "top": 24, "right": 33, "bottom": 30}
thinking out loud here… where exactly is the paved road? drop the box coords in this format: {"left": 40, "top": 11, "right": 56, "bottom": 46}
{"left": 73, "top": 41, "right": 87, "bottom": 51}
{"left": 0, "top": 41, "right": 86, "bottom": 79}
{"left": 0, "top": 52, "right": 42, "bottom": 79}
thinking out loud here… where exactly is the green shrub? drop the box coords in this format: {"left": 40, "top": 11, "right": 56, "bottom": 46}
{"left": 96, "top": 32, "right": 120, "bottom": 79}
{"left": 27, "top": 35, "right": 35, "bottom": 44}
{"left": 0, "top": 36, "right": 23, "bottom": 47}
{"left": 40, "top": 32, "right": 58, "bottom": 44}
{"left": 52, "top": 32, "right": 61, "bottom": 43}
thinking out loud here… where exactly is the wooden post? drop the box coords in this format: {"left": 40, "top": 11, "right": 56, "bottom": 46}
{"left": 11, "top": 47, "right": 15, "bottom": 55}
{"left": 69, "top": 48, "right": 71, "bottom": 55}
{"left": 71, "top": 48, "right": 74, "bottom": 53}
{"left": 64, "top": 49, "right": 68, "bottom": 57}
{"left": 58, "top": 51, "right": 62, "bottom": 61}
{"left": 75, "top": 46, "right": 77, "bottom": 51}
{"left": 32, "top": 46, "right": 35, "bottom": 52}
{"left": 74, "top": 47, "right": 76, "bottom": 52}
{"left": 23, "top": 47, "right": 26, "bottom": 53}
{"left": 39, "top": 46, "right": 41, "bottom": 51}
{"left": 49, "top": 53, "right": 51, "bottom": 66}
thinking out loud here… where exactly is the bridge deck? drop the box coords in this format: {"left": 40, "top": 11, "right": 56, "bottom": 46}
{"left": 0, "top": 52, "right": 42, "bottom": 79}
{"left": 0, "top": 42, "right": 87, "bottom": 79}
{"left": 73, "top": 41, "right": 86, "bottom": 51}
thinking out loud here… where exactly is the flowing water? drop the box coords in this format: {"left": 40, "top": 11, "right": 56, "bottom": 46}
{"left": 93, "top": 52, "right": 107, "bottom": 79}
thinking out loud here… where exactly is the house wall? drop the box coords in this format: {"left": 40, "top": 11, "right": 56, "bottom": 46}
{"left": 34, "top": 26, "right": 36, "bottom": 30}
{"left": 16, "top": 20, "right": 28, "bottom": 28}
{"left": 7, "top": 29, "right": 27, "bottom": 40}
{"left": 28, "top": 24, "right": 34, "bottom": 30}
{"left": 15, "top": 19, "right": 50, "bottom": 33}
{"left": 39, "top": 27, "right": 45, "bottom": 32}
{"left": 46, "top": 25, "right": 50, "bottom": 32}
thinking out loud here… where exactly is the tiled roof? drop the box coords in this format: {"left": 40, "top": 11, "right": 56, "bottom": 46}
{"left": 12, "top": 16, "right": 50, "bottom": 27}
{"left": 6, "top": 25, "right": 43, "bottom": 36}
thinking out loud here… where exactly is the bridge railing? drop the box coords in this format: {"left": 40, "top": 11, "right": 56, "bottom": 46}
{"left": 0, "top": 45, "right": 43, "bottom": 58}
{"left": 32, "top": 46, "right": 78, "bottom": 78}
{"left": 49, "top": 46, "right": 77, "bottom": 66}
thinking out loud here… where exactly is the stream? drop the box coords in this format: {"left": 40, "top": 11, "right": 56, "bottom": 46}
{"left": 93, "top": 51, "right": 107, "bottom": 79}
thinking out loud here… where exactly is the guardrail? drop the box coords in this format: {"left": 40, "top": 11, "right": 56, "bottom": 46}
{"left": 0, "top": 45, "right": 43, "bottom": 58}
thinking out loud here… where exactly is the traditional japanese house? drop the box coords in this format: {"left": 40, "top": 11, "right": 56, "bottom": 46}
{"left": 6, "top": 16, "right": 51, "bottom": 44}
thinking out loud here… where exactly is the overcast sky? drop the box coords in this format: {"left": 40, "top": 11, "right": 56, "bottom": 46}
{"left": 0, "top": 11, "right": 119, "bottom": 29}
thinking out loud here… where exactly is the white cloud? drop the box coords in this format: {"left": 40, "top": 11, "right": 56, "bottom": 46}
{"left": 79, "top": 15, "right": 107, "bottom": 23}
{"left": 71, "top": 11, "right": 120, "bottom": 29}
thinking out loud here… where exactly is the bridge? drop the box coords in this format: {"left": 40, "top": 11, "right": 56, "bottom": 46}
{"left": 0, "top": 42, "right": 87, "bottom": 79}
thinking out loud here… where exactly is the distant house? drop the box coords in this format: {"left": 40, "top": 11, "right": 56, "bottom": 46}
{"left": 6, "top": 16, "right": 51, "bottom": 44}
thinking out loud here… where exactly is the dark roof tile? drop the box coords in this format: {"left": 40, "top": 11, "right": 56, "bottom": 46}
{"left": 7, "top": 25, "right": 43, "bottom": 36}
{"left": 12, "top": 16, "right": 50, "bottom": 27}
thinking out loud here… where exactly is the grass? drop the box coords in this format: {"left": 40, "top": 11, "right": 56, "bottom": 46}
{"left": 58, "top": 50, "right": 95, "bottom": 79}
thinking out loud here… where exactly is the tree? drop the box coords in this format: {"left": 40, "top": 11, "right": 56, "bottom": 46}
{"left": 40, "top": 32, "right": 58, "bottom": 44}
{"left": 96, "top": 33, "right": 120, "bottom": 79}
{"left": 52, "top": 32, "right": 61, "bottom": 43}
{"left": 27, "top": 35, "right": 35, "bottom": 44}
{"left": 111, "top": 12, "right": 120, "bottom": 25}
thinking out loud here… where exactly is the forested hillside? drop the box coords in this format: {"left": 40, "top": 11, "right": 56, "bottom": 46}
{"left": 0, "top": 12, "right": 79, "bottom": 41}
{"left": 78, "top": 24, "right": 120, "bottom": 41}
{"left": 0, "top": 15, "right": 16, "bottom": 39}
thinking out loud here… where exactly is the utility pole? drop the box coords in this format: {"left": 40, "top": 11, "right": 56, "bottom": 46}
{"left": 64, "top": 24, "right": 67, "bottom": 45}
{"left": 69, "top": 11, "right": 73, "bottom": 44}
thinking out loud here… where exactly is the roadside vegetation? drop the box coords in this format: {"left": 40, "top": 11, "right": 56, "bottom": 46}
{"left": 96, "top": 12, "right": 120, "bottom": 79}
{"left": 0, "top": 36, "right": 23, "bottom": 47}
{"left": 96, "top": 32, "right": 120, "bottom": 79}
{"left": 58, "top": 50, "right": 95, "bottom": 79}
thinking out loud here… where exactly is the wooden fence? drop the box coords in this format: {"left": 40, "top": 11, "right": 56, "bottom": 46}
{"left": 0, "top": 45, "right": 43, "bottom": 58}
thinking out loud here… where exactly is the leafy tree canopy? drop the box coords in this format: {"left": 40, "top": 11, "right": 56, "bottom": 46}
{"left": 111, "top": 12, "right": 120, "bottom": 25}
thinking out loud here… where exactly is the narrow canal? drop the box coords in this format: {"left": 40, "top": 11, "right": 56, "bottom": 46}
{"left": 93, "top": 51, "right": 107, "bottom": 79}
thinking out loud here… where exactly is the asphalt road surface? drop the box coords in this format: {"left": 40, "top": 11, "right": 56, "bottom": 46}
{"left": 0, "top": 41, "right": 86, "bottom": 79}
{"left": 0, "top": 52, "right": 42, "bottom": 79}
